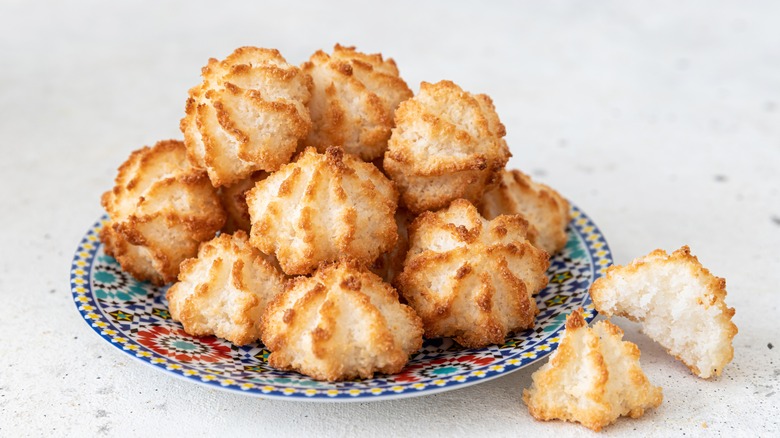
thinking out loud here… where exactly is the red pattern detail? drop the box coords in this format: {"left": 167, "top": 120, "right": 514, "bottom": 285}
{"left": 456, "top": 355, "right": 494, "bottom": 367}
{"left": 137, "top": 325, "right": 232, "bottom": 363}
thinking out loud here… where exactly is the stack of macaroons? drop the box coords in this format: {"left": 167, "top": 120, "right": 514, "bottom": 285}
{"left": 100, "top": 44, "right": 573, "bottom": 382}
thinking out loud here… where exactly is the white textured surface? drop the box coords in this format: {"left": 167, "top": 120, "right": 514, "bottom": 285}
{"left": 1, "top": 1, "right": 779, "bottom": 436}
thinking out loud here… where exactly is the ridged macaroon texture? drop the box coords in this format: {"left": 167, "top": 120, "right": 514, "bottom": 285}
{"left": 589, "top": 246, "right": 738, "bottom": 379}
{"left": 246, "top": 146, "right": 398, "bottom": 276}
{"left": 523, "top": 309, "right": 663, "bottom": 432}
{"left": 384, "top": 80, "right": 511, "bottom": 213}
{"left": 261, "top": 260, "right": 424, "bottom": 381}
{"left": 100, "top": 140, "right": 226, "bottom": 285}
{"left": 166, "top": 231, "right": 286, "bottom": 346}
{"left": 219, "top": 171, "right": 268, "bottom": 234}
{"left": 397, "top": 199, "right": 550, "bottom": 348}
{"left": 369, "top": 207, "right": 415, "bottom": 287}
{"left": 301, "top": 44, "right": 413, "bottom": 161}
{"left": 181, "top": 47, "right": 313, "bottom": 187}
{"left": 480, "top": 169, "right": 571, "bottom": 255}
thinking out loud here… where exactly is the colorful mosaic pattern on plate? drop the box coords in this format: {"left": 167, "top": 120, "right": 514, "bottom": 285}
{"left": 71, "top": 205, "right": 611, "bottom": 401}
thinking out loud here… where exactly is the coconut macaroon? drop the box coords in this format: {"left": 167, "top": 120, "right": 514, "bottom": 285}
{"left": 301, "top": 44, "right": 413, "bottom": 161}
{"left": 219, "top": 171, "right": 268, "bottom": 233}
{"left": 384, "top": 80, "right": 511, "bottom": 213}
{"left": 100, "top": 140, "right": 225, "bottom": 285}
{"left": 181, "top": 47, "right": 313, "bottom": 187}
{"left": 397, "top": 199, "right": 549, "bottom": 348}
{"left": 166, "top": 231, "right": 285, "bottom": 346}
{"left": 261, "top": 260, "right": 423, "bottom": 381}
{"left": 590, "top": 246, "right": 737, "bottom": 379}
{"left": 480, "top": 169, "right": 571, "bottom": 255}
{"left": 370, "top": 207, "right": 415, "bottom": 287}
{"left": 246, "top": 146, "right": 398, "bottom": 276}
{"left": 523, "top": 309, "right": 663, "bottom": 432}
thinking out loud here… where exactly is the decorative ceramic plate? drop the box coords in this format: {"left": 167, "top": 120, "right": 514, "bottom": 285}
{"left": 71, "top": 204, "right": 611, "bottom": 401}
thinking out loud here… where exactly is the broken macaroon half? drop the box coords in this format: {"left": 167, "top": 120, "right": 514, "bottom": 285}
{"left": 589, "top": 246, "right": 737, "bottom": 379}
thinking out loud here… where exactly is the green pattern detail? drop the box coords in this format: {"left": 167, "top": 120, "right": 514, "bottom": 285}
{"left": 565, "top": 230, "right": 586, "bottom": 259}
{"left": 543, "top": 313, "right": 567, "bottom": 332}
{"left": 94, "top": 271, "right": 116, "bottom": 284}
{"left": 172, "top": 340, "right": 198, "bottom": 351}
{"left": 99, "top": 255, "right": 118, "bottom": 265}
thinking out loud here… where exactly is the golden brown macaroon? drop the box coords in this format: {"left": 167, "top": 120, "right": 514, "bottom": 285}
{"left": 397, "top": 199, "right": 549, "bottom": 348}
{"left": 590, "top": 246, "right": 738, "bottom": 379}
{"left": 166, "top": 231, "right": 285, "bottom": 346}
{"left": 301, "top": 44, "right": 413, "bottom": 161}
{"left": 181, "top": 47, "right": 313, "bottom": 187}
{"left": 261, "top": 260, "right": 423, "bottom": 381}
{"left": 100, "top": 140, "right": 225, "bottom": 285}
{"left": 384, "top": 80, "right": 511, "bottom": 213}
{"left": 480, "top": 169, "right": 571, "bottom": 255}
{"left": 246, "top": 146, "right": 398, "bottom": 276}
{"left": 370, "top": 207, "right": 415, "bottom": 287}
{"left": 219, "top": 171, "right": 268, "bottom": 233}
{"left": 523, "top": 309, "right": 663, "bottom": 432}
